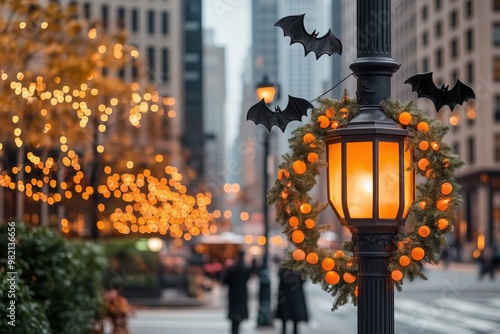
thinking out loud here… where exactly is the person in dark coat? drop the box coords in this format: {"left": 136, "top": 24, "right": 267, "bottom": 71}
{"left": 222, "top": 250, "right": 254, "bottom": 334}
{"left": 275, "top": 268, "right": 309, "bottom": 334}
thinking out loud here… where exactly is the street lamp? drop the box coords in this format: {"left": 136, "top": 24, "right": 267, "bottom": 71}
{"left": 325, "top": 1, "right": 415, "bottom": 333}
{"left": 254, "top": 75, "right": 276, "bottom": 327}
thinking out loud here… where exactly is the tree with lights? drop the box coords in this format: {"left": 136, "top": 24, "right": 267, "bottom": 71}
{"left": 0, "top": 0, "right": 215, "bottom": 239}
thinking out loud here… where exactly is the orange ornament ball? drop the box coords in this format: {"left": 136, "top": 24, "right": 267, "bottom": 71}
{"left": 354, "top": 285, "right": 358, "bottom": 297}
{"left": 399, "top": 255, "right": 411, "bottom": 267}
{"left": 419, "top": 200, "right": 427, "bottom": 210}
{"left": 441, "top": 182, "right": 453, "bottom": 195}
{"left": 318, "top": 115, "right": 330, "bottom": 128}
{"left": 431, "top": 142, "right": 439, "bottom": 151}
{"left": 339, "top": 107, "right": 349, "bottom": 118}
{"left": 305, "top": 218, "right": 315, "bottom": 229}
{"left": 411, "top": 247, "right": 425, "bottom": 261}
{"left": 331, "top": 120, "right": 339, "bottom": 129}
{"left": 303, "top": 133, "right": 316, "bottom": 144}
{"left": 343, "top": 272, "right": 356, "bottom": 284}
{"left": 443, "top": 158, "right": 450, "bottom": 168}
{"left": 398, "top": 111, "right": 412, "bottom": 125}
{"left": 437, "top": 218, "right": 449, "bottom": 230}
{"left": 418, "top": 158, "right": 430, "bottom": 171}
{"left": 300, "top": 203, "right": 312, "bottom": 214}
{"left": 391, "top": 270, "right": 403, "bottom": 281}
{"left": 418, "top": 225, "right": 431, "bottom": 238}
{"left": 325, "top": 271, "right": 340, "bottom": 285}
{"left": 281, "top": 191, "right": 288, "bottom": 199}
{"left": 418, "top": 141, "right": 429, "bottom": 151}
{"left": 307, "top": 152, "right": 319, "bottom": 163}
{"left": 292, "top": 230, "right": 305, "bottom": 243}
{"left": 417, "top": 122, "right": 429, "bottom": 132}
{"left": 306, "top": 252, "right": 319, "bottom": 264}
{"left": 292, "top": 160, "right": 307, "bottom": 174}
{"left": 322, "top": 258, "right": 335, "bottom": 271}
{"left": 325, "top": 107, "right": 335, "bottom": 118}
{"left": 277, "top": 169, "right": 289, "bottom": 180}
{"left": 289, "top": 216, "right": 299, "bottom": 228}
{"left": 426, "top": 168, "right": 435, "bottom": 179}
{"left": 334, "top": 250, "right": 345, "bottom": 258}
{"left": 436, "top": 198, "right": 449, "bottom": 211}
{"left": 293, "top": 249, "right": 306, "bottom": 261}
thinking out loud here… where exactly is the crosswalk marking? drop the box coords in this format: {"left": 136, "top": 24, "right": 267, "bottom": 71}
{"left": 395, "top": 298, "right": 500, "bottom": 333}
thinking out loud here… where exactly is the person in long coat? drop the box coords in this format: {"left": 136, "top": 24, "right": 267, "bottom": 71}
{"left": 222, "top": 250, "right": 254, "bottom": 334}
{"left": 275, "top": 268, "right": 309, "bottom": 334}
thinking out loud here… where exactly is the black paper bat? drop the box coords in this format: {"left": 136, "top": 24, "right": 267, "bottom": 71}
{"left": 246, "top": 96, "right": 313, "bottom": 132}
{"left": 274, "top": 14, "right": 342, "bottom": 59}
{"left": 404, "top": 72, "right": 476, "bottom": 112}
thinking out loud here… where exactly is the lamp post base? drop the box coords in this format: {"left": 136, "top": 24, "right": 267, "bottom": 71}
{"left": 257, "top": 268, "right": 274, "bottom": 327}
{"left": 353, "top": 233, "right": 395, "bottom": 334}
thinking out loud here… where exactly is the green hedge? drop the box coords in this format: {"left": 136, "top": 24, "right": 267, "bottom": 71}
{"left": 0, "top": 222, "right": 106, "bottom": 334}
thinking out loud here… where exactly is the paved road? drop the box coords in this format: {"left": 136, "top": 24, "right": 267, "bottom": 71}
{"left": 127, "top": 263, "right": 500, "bottom": 334}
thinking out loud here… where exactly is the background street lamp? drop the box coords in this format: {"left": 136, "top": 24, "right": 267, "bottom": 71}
{"left": 253, "top": 75, "right": 277, "bottom": 327}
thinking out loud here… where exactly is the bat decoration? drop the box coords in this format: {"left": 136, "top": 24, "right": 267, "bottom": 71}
{"left": 274, "top": 14, "right": 342, "bottom": 59}
{"left": 246, "top": 95, "right": 313, "bottom": 132}
{"left": 404, "top": 72, "right": 476, "bottom": 112}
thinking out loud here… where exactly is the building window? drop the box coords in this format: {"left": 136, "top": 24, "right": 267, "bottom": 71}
{"left": 148, "top": 10, "right": 155, "bottom": 34}
{"left": 132, "top": 8, "right": 139, "bottom": 33}
{"left": 451, "top": 39, "right": 458, "bottom": 59}
{"left": 132, "top": 57, "right": 138, "bottom": 81}
{"left": 450, "top": 10, "right": 458, "bottom": 28}
{"left": 83, "top": 3, "right": 91, "bottom": 19}
{"left": 467, "top": 62, "right": 474, "bottom": 84}
{"left": 494, "top": 0, "right": 500, "bottom": 11}
{"left": 423, "top": 57, "right": 429, "bottom": 72}
{"left": 494, "top": 24, "right": 500, "bottom": 46}
{"left": 435, "top": 0, "right": 441, "bottom": 11}
{"left": 494, "top": 57, "right": 500, "bottom": 81}
{"left": 162, "top": 12, "right": 169, "bottom": 35}
{"left": 435, "top": 21, "right": 442, "bottom": 38}
{"left": 465, "top": 0, "right": 473, "bottom": 18}
{"left": 422, "top": 5, "right": 428, "bottom": 21}
{"left": 161, "top": 48, "right": 169, "bottom": 83}
{"left": 147, "top": 46, "right": 155, "bottom": 82}
{"left": 436, "top": 48, "right": 443, "bottom": 68}
{"left": 117, "top": 7, "right": 125, "bottom": 29}
{"left": 118, "top": 67, "right": 125, "bottom": 80}
{"left": 495, "top": 95, "right": 500, "bottom": 122}
{"left": 496, "top": 134, "right": 500, "bottom": 161}
{"left": 466, "top": 29, "right": 474, "bottom": 51}
{"left": 422, "top": 31, "right": 428, "bottom": 46}
{"left": 453, "top": 142, "right": 460, "bottom": 156}
{"left": 468, "top": 137, "right": 475, "bottom": 164}
{"left": 451, "top": 70, "right": 458, "bottom": 84}
{"left": 101, "top": 5, "right": 108, "bottom": 31}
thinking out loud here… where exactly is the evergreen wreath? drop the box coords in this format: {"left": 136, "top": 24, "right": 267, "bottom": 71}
{"left": 268, "top": 92, "right": 463, "bottom": 310}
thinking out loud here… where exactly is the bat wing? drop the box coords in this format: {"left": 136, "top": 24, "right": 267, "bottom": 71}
{"left": 275, "top": 14, "right": 342, "bottom": 59}
{"left": 246, "top": 99, "right": 278, "bottom": 132}
{"left": 275, "top": 96, "right": 313, "bottom": 132}
{"left": 445, "top": 80, "right": 476, "bottom": 110}
{"left": 405, "top": 72, "right": 447, "bottom": 112}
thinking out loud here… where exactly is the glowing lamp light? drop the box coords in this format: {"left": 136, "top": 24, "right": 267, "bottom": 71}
{"left": 147, "top": 237, "right": 164, "bottom": 252}
{"left": 326, "top": 112, "right": 415, "bottom": 229}
{"left": 256, "top": 76, "right": 277, "bottom": 104}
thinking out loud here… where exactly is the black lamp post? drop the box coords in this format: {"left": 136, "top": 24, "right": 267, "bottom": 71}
{"left": 325, "top": 1, "right": 414, "bottom": 333}
{"left": 254, "top": 75, "right": 276, "bottom": 327}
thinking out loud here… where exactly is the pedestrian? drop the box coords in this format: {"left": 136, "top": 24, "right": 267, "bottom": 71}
{"left": 222, "top": 249, "right": 254, "bottom": 334}
{"left": 275, "top": 268, "right": 309, "bottom": 334}
{"left": 478, "top": 247, "right": 495, "bottom": 281}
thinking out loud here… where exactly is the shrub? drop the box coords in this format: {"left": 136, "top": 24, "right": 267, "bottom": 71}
{"left": 0, "top": 222, "right": 107, "bottom": 334}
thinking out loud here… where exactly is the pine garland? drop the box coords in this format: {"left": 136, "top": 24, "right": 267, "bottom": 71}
{"left": 268, "top": 93, "right": 463, "bottom": 310}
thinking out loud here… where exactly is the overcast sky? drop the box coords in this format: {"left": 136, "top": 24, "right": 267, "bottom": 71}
{"left": 203, "top": 0, "right": 251, "bottom": 147}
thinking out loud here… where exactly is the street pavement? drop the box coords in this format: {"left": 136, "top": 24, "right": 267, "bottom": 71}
{"left": 127, "top": 262, "right": 500, "bottom": 334}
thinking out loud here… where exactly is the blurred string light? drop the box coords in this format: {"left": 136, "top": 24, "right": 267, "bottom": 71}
{"left": 97, "top": 165, "right": 217, "bottom": 238}
{"left": 0, "top": 12, "right": 213, "bottom": 237}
